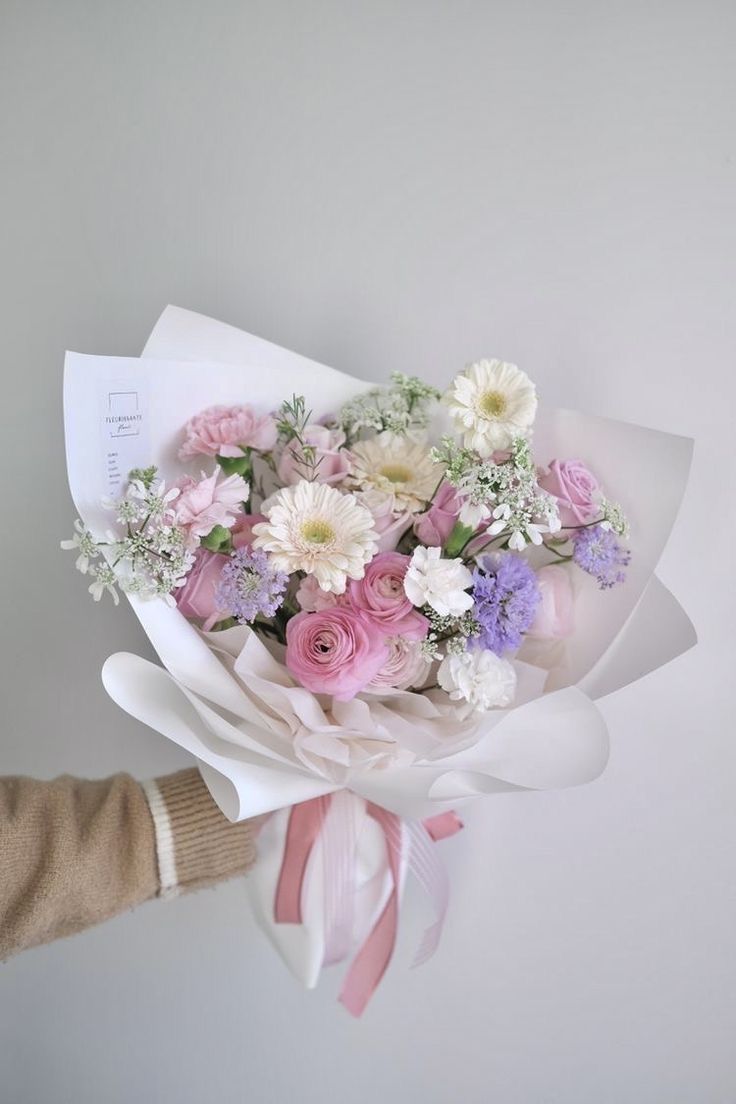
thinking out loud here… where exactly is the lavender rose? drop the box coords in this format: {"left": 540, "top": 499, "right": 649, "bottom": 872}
{"left": 175, "top": 549, "right": 228, "bottom": 628}
{"left": 538, "top": 459, "right": 600, "bottom": 527}
{"left": 277, "top": 424, "right": 351, "bottom": 486}
{"left": 413, "top": 482, "right": 463, "bottom": 547}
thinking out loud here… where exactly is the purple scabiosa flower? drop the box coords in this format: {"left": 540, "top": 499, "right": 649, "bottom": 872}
{"left": 215, "top": 547, "right": 288, "bottom": 624}
{"left": 471, "top": 553, "right": 541, "bottom": 656}
{"left": 572, "top": 525, "right": 631, "bottom": 589}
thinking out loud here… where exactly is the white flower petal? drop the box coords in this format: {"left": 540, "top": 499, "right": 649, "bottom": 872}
{"left": 438, "top": 649, "right": 517, "bottom": 715}
{"left": 446, "top": 358, "right": 537, "bottom": 456}
{"left": 404, "top": 545, "right": 473, "bottom": 616}
{"left": 252, "top": 480, "right": 378, "bottom": 593}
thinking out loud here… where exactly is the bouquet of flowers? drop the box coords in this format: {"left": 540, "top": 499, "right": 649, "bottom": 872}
{"left": 63, "top": 307, "right": 694, "bottom": 1015}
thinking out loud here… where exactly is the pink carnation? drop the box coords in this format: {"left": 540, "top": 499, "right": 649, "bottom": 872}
{"left": 285, "top": 608, "right": 388, "bottom": 701}
{"left": 348, "top": 551, "right": 428, "bottom": 639}
{"left": 172, "top": 470, "right": 248, "bottom": 542}
{"left": 413, "top": 482, "right": 463, "bottom": 547}
{"left": 175, "top": 549, "right": 229, "bottom": 629}
{"left": 179, "top": 404, "right": 277, "bottom": 460}
{"left": 277, "top": 424, "right": 351, "bottom": 486}
{"left": 538, "top": 459, "right": 600, "bottom": 527}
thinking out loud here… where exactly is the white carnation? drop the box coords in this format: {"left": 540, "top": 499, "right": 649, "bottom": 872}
{"left": 438, "top": 649, "right": 517, "bottom": 716}
{"left": 403, "top": 545, "right": 473, "bottom": 617}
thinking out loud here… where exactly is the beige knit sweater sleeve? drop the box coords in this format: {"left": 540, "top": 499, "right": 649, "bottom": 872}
{"left": 0, "top": 768, "right": 257, "bottom": 960}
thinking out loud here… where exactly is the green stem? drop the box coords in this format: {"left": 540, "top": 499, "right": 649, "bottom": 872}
{"left": 461, "top": 533, "right": 507, "bottom": 562}
{"left": 422, "top": 473, "right": 446, "bottom": 512}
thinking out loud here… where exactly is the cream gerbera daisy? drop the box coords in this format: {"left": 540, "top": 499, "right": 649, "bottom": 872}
{"left": 346, "top": 435, "right": 440, "bottom": 513}
{"left": 446, "top": 359, "right": 537, "bottom": 456}
{"left": 252, "top": 480, "right": 378, "bottom": 594}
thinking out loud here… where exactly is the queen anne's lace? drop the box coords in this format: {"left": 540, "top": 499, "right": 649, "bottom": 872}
{"left": 434, "top": 437, "right": 561, "bottom": 550}
{"left": 61, "top": 472, "right": 196, "bottom": 604}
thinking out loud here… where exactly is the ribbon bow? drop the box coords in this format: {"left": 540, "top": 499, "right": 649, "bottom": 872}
{"left": 274, "top": 793, "right": 463, "bottom": 1016}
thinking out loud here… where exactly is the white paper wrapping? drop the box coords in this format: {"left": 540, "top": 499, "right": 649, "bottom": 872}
{"left": 63, "top": 306, "right": 695, "bottom": 993}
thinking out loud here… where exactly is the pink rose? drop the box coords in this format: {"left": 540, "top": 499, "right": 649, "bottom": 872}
{"left": 172, "top": 470, "right": 248, "bottom": 542}
{"left": 348, "top": 551, "right": 428, "bottom": 639}
{"left": 296, "top": 574, "right": 339, "bottom": 612}
{"left": 277, "top": 425, "right": 351, "bottom": 486}
{"left": 231, "top": 513, "right": 266, "bottom": 549}
{"left": 285, "top": 608, "right": 389, "bottom": 701}
{"left": 413, "top": 483, "right": 463, "bottom": 547}
{"left": 527, "top": 565, "right": 574, "bottom": 640}
{"left": 367, "top": 637, "right": 431, "bottom": 691}
{"left": 175, "top": 549, "right": 229, "bottom": 628}
{"left": 538, "top": 459, "right": 600, "bottom": 527}
{"left": 357, "top": 490, "right": 412, "bottom": 553}
{"left": 179, "top": 405, "right": 277, "bottom": 460}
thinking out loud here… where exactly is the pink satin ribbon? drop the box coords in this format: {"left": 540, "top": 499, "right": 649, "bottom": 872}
{"left": 273, "top": 794, "right": 463, "bottom": 1017}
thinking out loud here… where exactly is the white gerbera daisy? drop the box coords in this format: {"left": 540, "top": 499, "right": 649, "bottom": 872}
{"left": 252, "top": 480, "right": 378, "bottom": 594}
{"left": 346, "top": 435, "right": 440, "bottom": 513}
{"left": 446, "top": 359, "right": 537, "bottom": 456}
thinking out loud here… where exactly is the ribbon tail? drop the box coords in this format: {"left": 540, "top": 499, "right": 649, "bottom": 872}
{"left": 338, "top": 803, "right": 402, "bottom": 1018}
{"left": 322, "top": 790, "right": 359, "bottom": 966}
{"left": 274, "top": 795, "right": 330, "bottom": 924}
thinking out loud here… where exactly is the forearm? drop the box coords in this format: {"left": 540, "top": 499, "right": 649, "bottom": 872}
{"left": 0, "top": 769, "right": 256, "bottom": 960}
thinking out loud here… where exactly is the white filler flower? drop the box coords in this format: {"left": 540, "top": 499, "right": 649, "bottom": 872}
{"left": 252, "top": 480, "right": 378, "bottom": 594}
{"left": 438, "top": 649, "right": 517, "bottom": 715}
{"left": 403, "top": 545, "right": 473, "bottom": 617}
{"left": 347, "top": 435, "right": 440, "bottom": 513}
{"left": 446, "top": 359, "right": 538, "bottom": 456}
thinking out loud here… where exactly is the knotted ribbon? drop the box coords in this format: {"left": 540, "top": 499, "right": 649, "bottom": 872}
{"left": 274, "top": 793, "right": 463, "bottom": 1016}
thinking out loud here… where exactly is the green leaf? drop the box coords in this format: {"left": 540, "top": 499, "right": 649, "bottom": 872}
{"left": 216, "top": 452, "right": 252, "bottom": 478}
{"left": 210, "top": 616, "right": 239, "bottom": 631}
{"left": 200, "top": 525, "right": 232, "bottom": 553}
{"left": 443, "top": 521, "right": 475, "bottom": 559}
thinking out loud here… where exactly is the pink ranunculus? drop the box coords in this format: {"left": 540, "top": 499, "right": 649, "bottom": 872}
{"left": 295, "top": 574, "right": 339, "bottom": 612}
{"left": 527, "top": 565, "right": 575, "bottom": 640}
{"left": 175, "top": 549, "right": 229, "bottom": 628}
{"left": 413, "top": 482, "right": 463, "bottom": 547}
{"left": 277, "top": 425, "right": 351, "bottom": 486}
{"left": 348, "top": 551, "right": 428, "bottom": 639}
{"left": 357, "top": 490, "right": 412, "bottom": 553}
{"left": 231, "top": 513, "right": 266, "bottom": 549}
{"left": 285, "top": 608, "right": 389, "bottom": 701}
{"left": 538, "top": 459, "right": 600, "bottom": 527}
{"left": 179, "top": 404, "right": 278, "bottom": 460}
{"left": 172, "top": 470, "right": 249, "bottom": 542}
{"left": 367, "top": 637, "right": 431, "bottom": 691}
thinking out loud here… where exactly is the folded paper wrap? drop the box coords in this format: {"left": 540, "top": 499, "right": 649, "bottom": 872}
{"left": 63, "top": 306, "right": 695, "bottom": 1008}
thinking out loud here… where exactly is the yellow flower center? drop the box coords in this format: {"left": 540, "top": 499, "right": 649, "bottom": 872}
{"left": 300, "top": 518, "right": 335, "bottom": 545}
{"left": 380, "top": 463, "right": 413, "bottom": 484}
{"left": 478, "top": 390, "right": 507, "bottom": 418}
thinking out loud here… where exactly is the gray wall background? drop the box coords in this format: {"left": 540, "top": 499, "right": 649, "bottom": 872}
{"left": 1, "top": 2, "right": 734, "bottom": 1101}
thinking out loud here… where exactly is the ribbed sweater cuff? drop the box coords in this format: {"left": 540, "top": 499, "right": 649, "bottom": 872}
{"left": 144, "top": 769, "right": 257, "bottom": 898}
